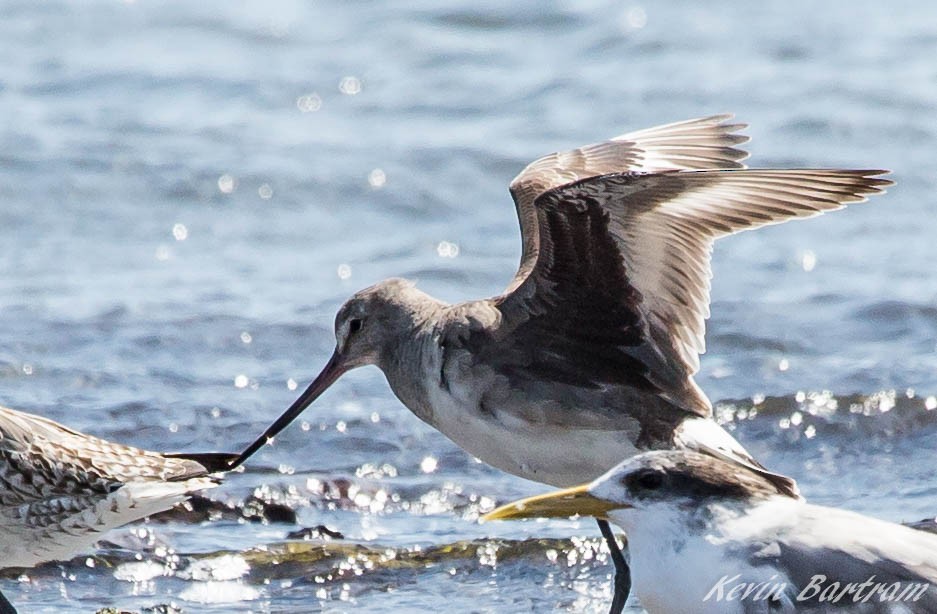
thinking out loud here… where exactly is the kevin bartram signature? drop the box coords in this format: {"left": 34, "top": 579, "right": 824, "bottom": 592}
{"left": 703, "top": 574, "right": 929, "bottom": 605}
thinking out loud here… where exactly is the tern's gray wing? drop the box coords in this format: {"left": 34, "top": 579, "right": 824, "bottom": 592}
{"left": 492, "top": 168, "right": 891, "bottom": 416}
{"left": 745, "top": 505, "right": 937, "bottom": 612}
{"left": 0, "top": 405, "right": 212, "bottom": 508}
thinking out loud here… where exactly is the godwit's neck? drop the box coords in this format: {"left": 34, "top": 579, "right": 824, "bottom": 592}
{"left": 367, "top": 290, "right": 446, "bottom": 414}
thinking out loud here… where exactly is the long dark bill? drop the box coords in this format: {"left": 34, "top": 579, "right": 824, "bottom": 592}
{"left": 226, "top": 350, "right": 347, "bottom": 470}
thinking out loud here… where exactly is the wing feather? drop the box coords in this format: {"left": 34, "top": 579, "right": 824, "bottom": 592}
{"left": 492, "top": 165, "right": 891, "bottom": 415}
{"left": 0, "top": 405, "right": 213, "bottom": 507}
{"left": 507, "top": 115, "right": 751, "bottom": 290}
{"left": 749, "top": 505, "right": 937, "bottom": 610}
{"left": 616, "top": 170, "right": 891, "bottom": 373}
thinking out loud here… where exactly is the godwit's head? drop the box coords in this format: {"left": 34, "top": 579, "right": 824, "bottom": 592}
{"left": 232, "top": 279, "right": 438, "bottom": 464}
{"left": 329, "top": 277, "right": 435, "bottom": 372}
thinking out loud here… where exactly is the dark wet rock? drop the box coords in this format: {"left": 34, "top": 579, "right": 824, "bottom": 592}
{"left": 306, "top": 476, "right": 356, "bottom": 505}
{"left": 146, "top": 494, "right": 297, "bottom": 525}
{"left": 145, "top": 494, "right": 231, "bottom": 523}
{"left": 286, "top": 524, "right": 345, "bottom": 540}
{"left": 95, "top": 605, "right": 183, "bottom": 614}
{"left": 240, "top": 494, "right": 297, "bottom": 524}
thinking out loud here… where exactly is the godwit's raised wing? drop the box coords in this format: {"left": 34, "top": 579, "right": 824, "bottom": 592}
{"left": 491, "top": 168, "right": 891, "bottom": 416}
{"left": 508, "top": 114, "right": 751, "bottom": 288}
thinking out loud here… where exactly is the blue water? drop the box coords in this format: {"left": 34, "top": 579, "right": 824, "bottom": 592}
{"left": 2, "top": 1, "right": 937, "bottom": 611}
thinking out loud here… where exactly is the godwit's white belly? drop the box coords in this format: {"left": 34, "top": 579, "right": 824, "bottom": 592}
{"left": 424, "top": 385, "right": 639, "bottom": 488}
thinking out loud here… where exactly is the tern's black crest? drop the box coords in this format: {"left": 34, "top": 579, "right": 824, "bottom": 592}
{"left": 621, "top": 450, "right": 798, "bottom": 504}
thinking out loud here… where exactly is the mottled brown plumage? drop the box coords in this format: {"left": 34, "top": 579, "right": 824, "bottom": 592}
{"left": 0, "top": 405, "right": 226, "bottom": 569}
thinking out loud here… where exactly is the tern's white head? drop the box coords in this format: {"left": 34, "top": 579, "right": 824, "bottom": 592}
{"left": 484, "top": 449, "right": 792, "bottom": 530}
{"left": 592, "top": 450, "right": 791, "bottom": 530}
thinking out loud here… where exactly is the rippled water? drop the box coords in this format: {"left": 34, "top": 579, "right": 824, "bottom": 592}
{"left": 2, "top": 1, "right": 937, "bottom": 612}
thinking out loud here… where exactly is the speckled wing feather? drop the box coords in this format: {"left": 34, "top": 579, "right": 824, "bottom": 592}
{"left": 495, "top": 164, "right": 891, "bottom": 416}
{"left": 0, "top": 406, "right": 210, "bottom": 505}
{"left": 0, "top": 405, "right": 219, "bottom": 567}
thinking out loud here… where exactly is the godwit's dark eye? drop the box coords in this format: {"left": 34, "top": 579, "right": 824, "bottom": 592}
{"left": 349, "top": 318, "right": 363, "bottom": 334}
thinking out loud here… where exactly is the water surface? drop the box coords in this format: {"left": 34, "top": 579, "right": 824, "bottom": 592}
{"left": 1, "top": 1, "right": 936, "bottom": 611}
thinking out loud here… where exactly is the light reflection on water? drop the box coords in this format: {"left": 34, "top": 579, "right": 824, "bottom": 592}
{"left": 1, "top": 0, "right": 937, "bottom": 611}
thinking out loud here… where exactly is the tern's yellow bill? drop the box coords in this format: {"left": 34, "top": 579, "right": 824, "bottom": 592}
{"left": 483, "top": 484, "right": 624, "bottom": 522}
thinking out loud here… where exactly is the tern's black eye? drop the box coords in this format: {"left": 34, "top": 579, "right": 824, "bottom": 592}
{"left": 349, "top": 318, "right": 363, "bottom": 335}
{"left": 630, "top": 469, "right": 665, "bottom": 492}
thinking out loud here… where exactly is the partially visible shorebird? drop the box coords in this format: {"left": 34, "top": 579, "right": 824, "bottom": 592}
{"left": 230, "top": 115, "right": 892, "bottom": 611}
{"left": 484, "top": 450, "right": 937, "bottom": 613}
{"left": 0, "top": 404, "right": 236, "bottom": 614}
